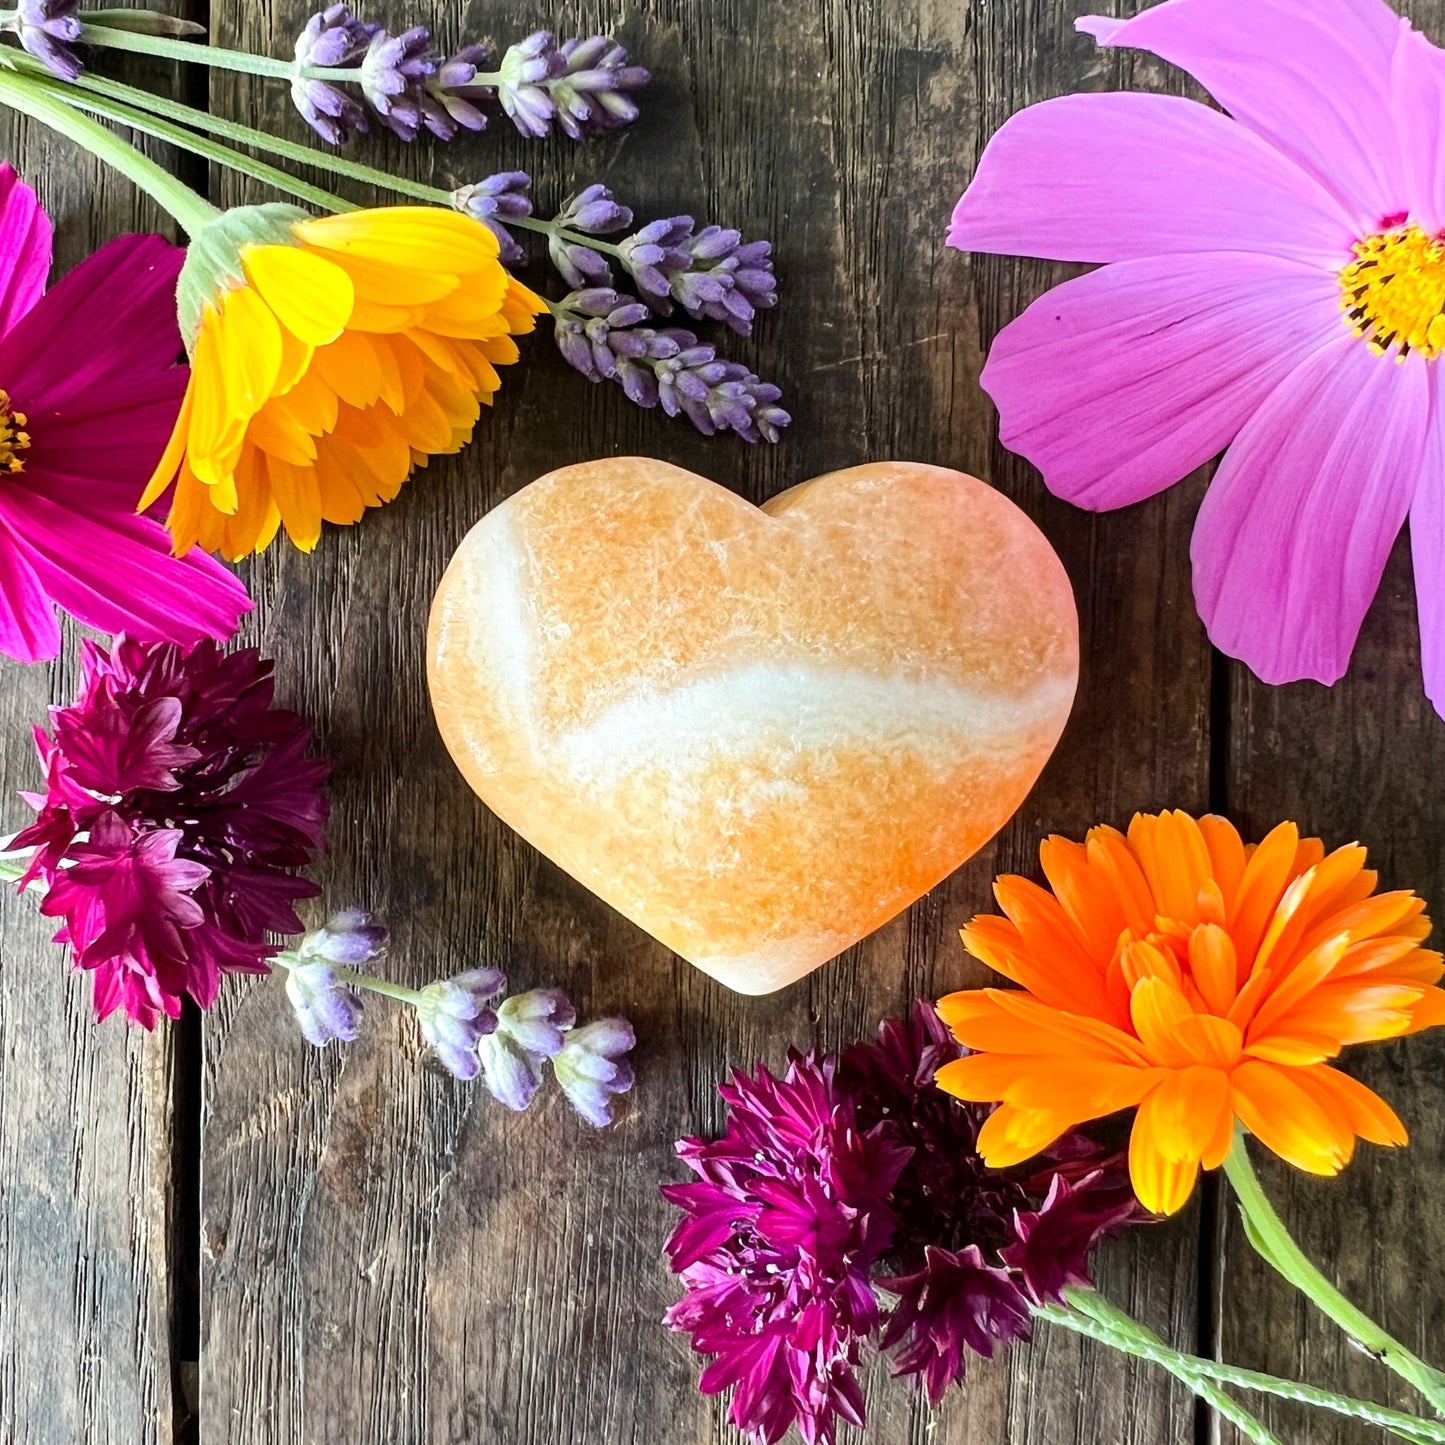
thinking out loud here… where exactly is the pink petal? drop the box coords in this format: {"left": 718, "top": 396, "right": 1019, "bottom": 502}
{"left": 980, "top": 252, "right": 1339, "bottom": 510}
{"left": 1192, "top": 336, "right": 1428, "bottom": 685}
{"left": 0, "top": 164, "right": 52, "bottom": 338}
{"left": 1389, "top": 27, "right": 1445, "bottom": 235}
{"left": 3, "top": 234, "right": 184, "bottom": 413}
{"left": 0, "top": 524, "right": 61, "bottom": 663}
{"left": 947, "top": 94, "right": 1357, "bottom": 267}
{"left": 1078, "top": 0, "right": 1409, "bottom": 230}
{"left": 1409, "top": 370, "right": 1445, "bottom": 717}
{"left": 0, "top": 485, "right": 251, "bottom": 647}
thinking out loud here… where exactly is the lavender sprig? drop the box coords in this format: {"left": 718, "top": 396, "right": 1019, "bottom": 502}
{"left": 452, "top": 171, "right": 533, "bottom": 267}
{"left": 276, "top": 910, "right": 635, "bottom": 1124}
{"left": 552, "top": 288, "right": 790, "bottom": 443}
{"left": 9, "top": 0, "right": 83, "bottom": 81}
{"left": 288, "top": 8, "right": 647, "bottom": 144}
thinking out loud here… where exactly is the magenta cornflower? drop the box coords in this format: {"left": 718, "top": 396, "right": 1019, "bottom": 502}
{"left": 663, "top": 1009, "right": 1142, "bottom": 1436}
{"left": 662, "top": 1053, "right": 910, "bottom": 1445}
{"left": 0, "top": 166, "right": 250, "bottom": 663}
{"left": 841, "top": 1003, "right": 1141, "bottom": 1404}
{"left": 948, "top": 0, "right": 1445, "bottom": 715}
{"left": 11, "top": 638, "right": 329, "bottom": 1027}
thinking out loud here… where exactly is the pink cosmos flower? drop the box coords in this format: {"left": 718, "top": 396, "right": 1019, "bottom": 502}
{"left": 0, "top": 164, "right": 250, "bottom": 663}
{"left": 947, "top": 0, "right": 1445, "bottom": 713}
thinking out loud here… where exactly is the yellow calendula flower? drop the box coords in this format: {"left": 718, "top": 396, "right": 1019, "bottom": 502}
{"left": 141, "top": 204, "right": 544, "bottom": 560}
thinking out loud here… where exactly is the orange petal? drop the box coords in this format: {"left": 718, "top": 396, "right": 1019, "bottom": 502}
{"left": 1198, "top": 815, "right": 1247, "bottom": 908}
{"left": 1085, "top": 825, "right": 1158, "bottom": 938}
{"left": 1128, "top": 1068, "right": 1231, "bottom": 1215}
{"left": 938, "top": 988, "right": 1151, "bottom": 1065}
{"left": 1292, "top": 1065, "right": 1407, "bottom": 1148}
{"left": 1230, "top": 1060, "right": 1354, "bottom": 1175}
{"left": 975, "top": 1103, "right": 1073, "bottom": 1168}
{"left": 1129, "top": 975, "right": 1197, "bottom": 1066}
{"left": 1189, "top": 923, "right": 1239, "bottom": 1014}
{"left": 1229, "top": 821, "right": 1301, "bottom": 974}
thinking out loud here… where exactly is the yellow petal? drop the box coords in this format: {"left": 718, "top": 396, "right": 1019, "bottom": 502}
{"left": 242, "top": 244, "right": 353, "bottom": 346}
{"left": 296, "top": 207, "right": 499, "bottom": 271}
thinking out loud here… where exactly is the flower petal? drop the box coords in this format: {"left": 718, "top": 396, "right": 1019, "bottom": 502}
{"left": 1078, "top": 0, "right": 1408, "bottom": 229}
{"left": 1410, "top": 369, "right": 1445, "bottom": 716}
{"left": 980, "top": 252, "right": 1339, "bottom": 510}
{"left": 947, "top": 94, "right": 1356, "bottom": 267}
{"left": 2, "top": 484, "right": 252, "bottom": 646}
{"left": 1389, "top": 27, "right": 1445, "bottom": 235}
{"left": 2, "top": 235, "right": 183, "bottom": 412}
{"left": 0, "top": 164, "right": 51, "bottom": 337}
{"left": 0, "top": 521, "right": 60, "bottom": 662}
{"left": 1191, "top": 335, "right": 1428, "bottom": 685}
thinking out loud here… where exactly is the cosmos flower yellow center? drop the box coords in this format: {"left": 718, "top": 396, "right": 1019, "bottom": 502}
{"left": 0, "top": 388, "right": 30, "bottom": 474}
{"left": 1340, "top": 224, "right": 1445, "bottom": 359}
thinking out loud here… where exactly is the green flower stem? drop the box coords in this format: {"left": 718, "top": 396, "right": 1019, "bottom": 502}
{"left": 1059, "top": 1289, "right": 1445, "bottom": 1445}
{"left": 9, "top": 62, "right": 623, "bottom": 256}
{"left": 0, "top": 67, "right": 217, "bottom": 234}
{"left": 1222, "top": 1131, "right": 1445, "bottom": 1417}
{"left": 1035, "top": 1297, "right": 1282, "bottom": 1445}
{"left": 77, "top": 20, "right": 361, "bottom": 83}
{"left": 270, "top": 953, "right": 423, "bottom": 1007}
{"left": 25, "top": 71, "right": 352, "bottom": 214}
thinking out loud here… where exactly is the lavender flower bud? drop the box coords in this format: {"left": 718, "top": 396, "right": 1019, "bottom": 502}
{"left": 617, "top": 217, "right": 693, "bottom": 310}
{"left": 361, "top": 25, "right": 437, "bottom": 140}
{"left": 547, "top": 185, "right": 632, "bottom": 288}
{"left": 285, "top": 961, "right": 364, "bottom": 1047}
{"left": 496, "top": 988, "right": 577, "bottom": 1059}
{"left": 670, "top": 228, "right": 778, "bottom": 337}
{"left": 476, "top": 1032, "right": 545, "bottom": 1111}
{"left": 12, "top": 0, "right": 84, "bottom": 81}
{"left": 553, "top": 1018, "right": 635, "bottom": 1127}
{"left": 550, "top": 36, "right": 650, "bottom": 140}
{"left": 451, "top": 173, "right": 532, "bottom": 267}
{"left": 416, "top": 967, "right": 505, "bottom": 1080}
{"left": 654, "top": 337, "right": 791, "bottom": 443}
{"left": 297, "top": 909, "right": 389, "bottom": 966}
{"left": 290, "top": 4, "right": 374, "bottom": 144}
{"left": 497, "top": 31, "right": 563, "bottom": 140}
{"left": 424, "top": 43, "right": 493, "bottom": 136}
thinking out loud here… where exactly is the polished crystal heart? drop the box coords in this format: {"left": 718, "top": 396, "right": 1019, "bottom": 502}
{"left": 428, "top": 459, "right": 1077, "bottom": 994}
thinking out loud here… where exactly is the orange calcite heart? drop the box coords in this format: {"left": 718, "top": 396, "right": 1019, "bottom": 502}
{"left": 428, "top": 459, "right": 1078, "bottom": 994}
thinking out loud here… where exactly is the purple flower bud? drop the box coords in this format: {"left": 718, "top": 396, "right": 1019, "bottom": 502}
{"left": 476, "top": 1032, "right": 545, "bottom": 1110}
{"left": 424, "top": 45, "right": 493, "bottom": 136}
{"left": 416, "top": 967, "right": 505, "bottom": 1078}
{"left": 496, "top": 988, "right": 577, "bottom": 1058}
{"left": 290, "top": 4, "right": 375, "bottom": 143}
{"left": 497, "top": 31, "right": 563, "bottom": 139}
{"left": 553, "top": 1018, "right": 635, "bottom": 1127}
{"left": 618, "top": 217, "right": 694, "bottom": 310}
{"left": 298, "top": 909, "right": 389, "bottom": 966}
{"left": 656, "top": 225, "right": 778, "bottom": 337}
{"left": 361, "top": 25, "right": 437, "bottom": 139}
{"left": 550, "top": 36, "right": 650, "bottom": 140}
{"left": 556, "top": 184, "right": 633, "bottom": 236}
{"left": 285, "top": 961, "right": 364, "bottom": 1047}
{"left": 12, "top": 0, "right": 83, "bottom": 80}
{"left": 549, "top": 240, "right": 614, "bottom": 290}
{"left": 451, "top": 173, "right": 532, "bottom": 266}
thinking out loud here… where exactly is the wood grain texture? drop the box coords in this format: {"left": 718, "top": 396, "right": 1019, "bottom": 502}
{"left": 198, "top": 2, "right": 1211, "bottom": 1443}
{"left": 0, "top": 30, "right": 203, "bottom": 1443}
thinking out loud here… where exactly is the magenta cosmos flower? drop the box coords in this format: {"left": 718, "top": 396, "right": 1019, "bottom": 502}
{"left": 948, "top": 0, "right": 1445, "bottom": 714}
{"left": 12, "top": 638, "right": 328, "bottom": 1027}
{"left": 0, "top": 165, "right": 249, "bottom": 663}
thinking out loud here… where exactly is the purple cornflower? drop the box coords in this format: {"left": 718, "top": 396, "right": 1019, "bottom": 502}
{"left": 548, "top": 184, "right": 633, "bottom": 288}
{"left": 840, "top": 1003, "right": 1142, "bottom": 1404}
{"left": 13, "top": 639, "right": 329, "bottom": 1028}
{"left": 10, "top": 0, "right": 82, "bottom": 81}
{"left": 663, "top": 1053, "right": 910, "bottom": 1445}
{"left": 452, "top": 172, "right": 533, "bottom": 267}
{"left": 553, "top": 1017, "right": 634, "bottom": 1126}
{"left": 416, "top": 967, "right": 505, "bottom": 1081}
{"left": 290, "top": 4, "right": 374, "bottom": 144}
{"left": 552, "top": 289, "right": 790, "bottom": 443}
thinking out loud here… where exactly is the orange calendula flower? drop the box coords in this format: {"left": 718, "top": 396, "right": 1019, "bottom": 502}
{"left": 141, "top": 204, "right": 544, "bottom": 560}
{"left": 936, "top": 810, "right": 1445, "bottom": 1216}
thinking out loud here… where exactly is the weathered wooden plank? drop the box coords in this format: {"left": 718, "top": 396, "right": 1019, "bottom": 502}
{"left": 198, "top": 2, "right": 1211, "bottom": 1442}
{"left": 0, "top": 41, "right": 198, "bottom": 1444}
{"left": 1211, "top": 0, "right": 1445, "bottom": 1436}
